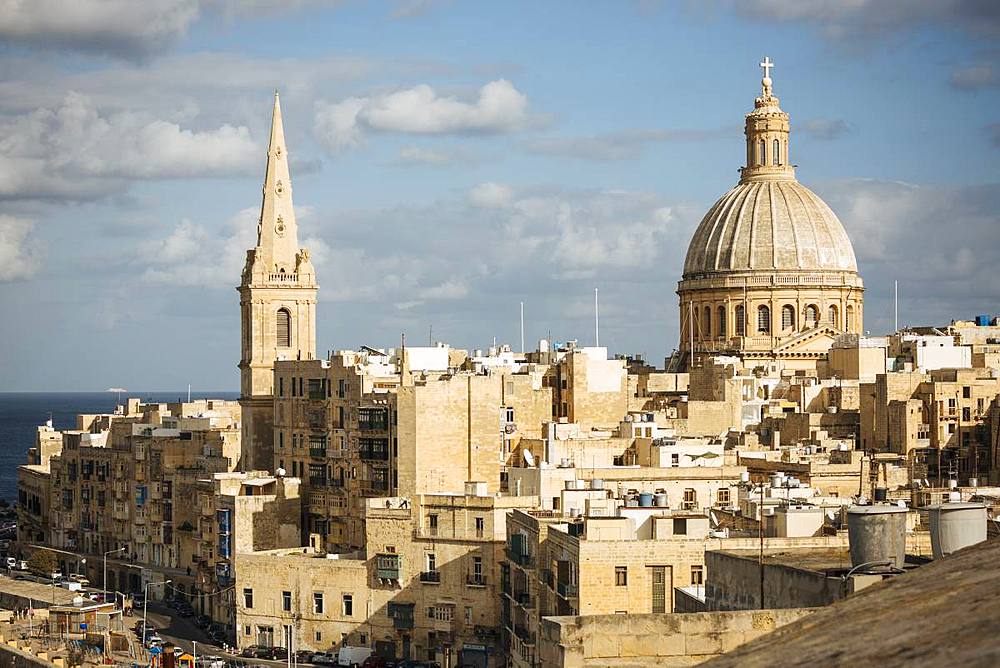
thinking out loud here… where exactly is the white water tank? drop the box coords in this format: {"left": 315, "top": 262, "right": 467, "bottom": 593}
{"left": 590, "top": 479, "right": 604, "bottom": 491}
{"left": 927, "top": 502, "right": 987, "bottom": 559}
{"left": 847, "top": 504, "right": 908, "bottom": 569}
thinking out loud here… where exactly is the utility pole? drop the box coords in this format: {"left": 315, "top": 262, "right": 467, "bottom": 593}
{"left": 758, "top": 480, "right": 765, "bottom": 609}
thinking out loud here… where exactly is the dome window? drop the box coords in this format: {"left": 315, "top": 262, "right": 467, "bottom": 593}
{"left": 735, "top": 306, "right": 746, "bottom": 336}
{"left": 828, "top": 305, "right": 839, "bottom": 327}
{"left": 846, "top": 306, "right": 855, "bottom": 331}
{"left": 757, "top": 305, "right": 771, "bottom": 334}
{"left": 781, "top": 304, "right": 795, "bottom": 330}
{"left": 718, "top": 306, "right": 727, "bottom": 338}
{"left": 703, "top": 306, "right": 712, "bottom": 338}
{"left": 758, "top": 139, "right": 766, "bottom": 166}
{"left": 804, "top": 305, "right": 819, "bottom": 329}
{"left": 773, "top": 139, "right": 781, "bottom": 166}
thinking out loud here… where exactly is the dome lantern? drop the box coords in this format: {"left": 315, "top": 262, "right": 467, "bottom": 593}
{"left": 741, "top": 56, "right": 794, "bottom": 183}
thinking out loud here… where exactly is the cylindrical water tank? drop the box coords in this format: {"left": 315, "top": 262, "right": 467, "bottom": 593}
{"left": 873, "top": 487, "right": 888, "bottom": 502}
{"left": 948, "top": 479, "right": 958, "bottom": 489}
{"left": 638, "top": 492, "right": 654, "bottom": 507}
{"left": 740, "top": 471, "right": 750, "bottom": 483}
{"left": 653, "top": 493, "right": 668, "bottom": 507}
{"left": 770, "top": 474, "right": 783, "bottom": 489}
{"left": 927, "top": 502, "right": 987, "bottom": 559}
{"left": 590, "top": 478, "right": 604, "bottom": 491}
{"left": 847, "top": 505, "right": 908, "bottom": 569}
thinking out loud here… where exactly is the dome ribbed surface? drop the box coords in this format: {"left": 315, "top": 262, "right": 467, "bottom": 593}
{"left": 683, "top": 179, "right": 858, "bottom": 277}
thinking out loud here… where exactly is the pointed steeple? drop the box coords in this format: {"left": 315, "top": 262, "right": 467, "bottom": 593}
{"left": 256, "top": 90, "right": 300, "bottom": 271}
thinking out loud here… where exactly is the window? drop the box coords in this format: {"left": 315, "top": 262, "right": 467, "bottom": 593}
{"left": 433, "top": 605, "right": 454, "bottom": 622}
{"left": 426, "top": 552, "right": 436, "bottom": 572}
{"left": 781, "top": 304, "right": 795, "bottom": 330}
{"left": 342, "top": 594, "right": 353, "bottom": 617}
{"left": 465, "top": 606, "right": 473, "bottom": 624}
{"left": 717, "top": 488, "right": 731, "bottom": 505}
{"left": 472, "top": 556, "right": 483, "bottom": 584}
{"left": 276, "top": 308, "right": 291, "bottom": 348}
{"left": 313, "top": 592, "right": 324, "bottom": 614}
{"left": 428, "top": 514, "right": 438, "bottom": 536}
{"left": 671, "top": 453, "right": 680, "bottom": 467}
{"left": 683, "top": 488, "right": 697, "bottom": 510}
{"left": 758, "top": 139, "right": 766, "bottom": 166}
{"left": 615, "top": 566, "right": 628, "bottom": 586}
{"left": 828, "top": 305, "right": 838, "bottom": 327}
{"left": 703, "top": 306, "right": 711, "bottom": 338}
{"left": 282, "top": 591, "right": 291, "bottom": 612}
{"left": 673, "top": 518, "right": 688, "bottom": 535}
{"left": 278, "top": 376, "right": 284, "bottom": 397}
{"left": 718, "top": 306, "right": 727, "bottom": 337}
{"left": 735, "top": 305, "right": 745, "bottom": 336}
{"left": 244, "top": 626, "right": 251, "bottom": 636}
{"left": 504, "top": 407, "right": 515, "bottom": 423}
{"left": 846, "top": 305, "right": 855, "bottom": 331}
{"left": 691, "top": 565, "right": 704, "bottom": 586}
{"left": 243, "top": 588, "right": 253, "bottom": 609}
{"left": 314, "top": 632, "right": 321, "bottom": 643}
{"left": 757, "top": 305, "right": 770, "bottom": 334}
{"left": 475, "top": 516, "right": 485, "bottom": 538}
{"left": 804, "top": 305, "right": 819, "bottom": 328}
{"left": 963, "top": 386, "right": 971, "bottom": 399}
{"left": 773, "top": 138, "right": 781, "bottom": 165}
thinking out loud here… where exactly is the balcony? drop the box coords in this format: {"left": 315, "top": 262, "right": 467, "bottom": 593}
{"left": 359, "top": 445, "right": 389, "bottom": 461}
{"left": 420, "top": 571, "right": 441, "bottom": 584}
{"left": 466, "top": 574, "right": 487, "bottom": 587}
{"left": 556, "top": 581, "right": 577, "bottom": 598}
{"left": 308, "top": 476, "right": 328, "bottom": 487}
{"left": 514, "top": 626, "right": 536, "bottom": 646}
{"left": 376, "top": 554, "right": 400, "bottom": 581}
{"left": 309, "top": 448, "right": 328, "bottom": 458}
{"left": 515, "top": 592, "right": 534, "bottom": 608}
{"left": 506, "top": 549, "right": 533, "bottom": 568}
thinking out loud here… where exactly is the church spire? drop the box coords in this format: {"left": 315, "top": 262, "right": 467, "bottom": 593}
{"left": 740, "top": 56, "right": 795, "bottom": 183}
{"left": 256, "top": 90, "right": 300, "bottom": 271}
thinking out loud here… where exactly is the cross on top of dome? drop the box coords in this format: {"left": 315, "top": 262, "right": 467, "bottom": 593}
{"left": 760, "top": 56, "right": 774, "bottom": 97}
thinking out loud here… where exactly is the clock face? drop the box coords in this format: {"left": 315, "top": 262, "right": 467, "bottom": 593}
{"left": 275, "top": 215, "right": 286, "bottom": 237}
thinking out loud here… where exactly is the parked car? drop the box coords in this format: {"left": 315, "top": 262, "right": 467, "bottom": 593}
{"left": 295, "top": 650, "right": 316, "bottom": 664}
{"left": 338, "top": 646, "right": 373, "bottom": 667}
{"left": 145, "top": 634, "right": 163, "bottom": 647}
{"left": 310, "top": 653, "right": 338, "bottom": 666}
{"left": 177, "top": 606, "right": 195, "bottom": 618}
{"left": 68, "top": 574, "right": 90, "bottom": 586}
{"left": 270, "top": 647, "right": 288, "bottom": 661}
{"left": 194, "top": 614, "right": 212, "bottom": 629}
{"left": 397, "top": 661, "right": 440, "bottom": 668}
{"left": 240, "top": 646, "right": 272, "bottom": 659}
{"left": 361, "top": 657, "right": 399, "bottom": 668}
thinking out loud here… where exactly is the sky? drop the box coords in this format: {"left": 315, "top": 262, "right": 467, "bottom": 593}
{"left": 0, "top": 0, "right": 999, "bottom": 392}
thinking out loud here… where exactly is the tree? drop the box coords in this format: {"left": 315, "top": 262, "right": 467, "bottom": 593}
{"left": 27, "top": 549, "right": 58, "bottom": 577}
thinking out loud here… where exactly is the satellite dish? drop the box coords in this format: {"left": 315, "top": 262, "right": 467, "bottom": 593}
{"left": 523, "top": 450, "right": 535, "bottom": 467}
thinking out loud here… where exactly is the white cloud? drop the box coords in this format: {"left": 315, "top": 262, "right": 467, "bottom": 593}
{"left": 0, "top": 0, "right": 201, "bottom": 57}
{"left": 950, "top": 65, "right": 998, "bottom": 90}
{"left": 0, "top": 92, "right": 259, "bottom": 200}
{"left": 524, "top": 128, "right": 726, "bottom": 161}
{"left": 799, "top": 118, "right": 850, "bottom": 140}
{"left": 419, "top": 278, "right": 469, "bottom": 300}
{"left": 468, "top": 182, "right": 514, "bottom": 208}
{"left": 314, "top": 80, "right": 530, "bottom": 153}
{"left": 0, "top": 216, "right": 43, "bottom": 281}
{"left": 393, "top": 146, "right": 477, "bottom": 166}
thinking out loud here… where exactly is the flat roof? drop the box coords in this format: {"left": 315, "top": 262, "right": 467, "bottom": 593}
{"left": 716, "top": 548, "right": 853, "bottom": 574}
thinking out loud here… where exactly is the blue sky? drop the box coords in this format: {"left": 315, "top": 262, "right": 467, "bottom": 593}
{"left": 1, "top": 0, "right": 998, "bottom": 391}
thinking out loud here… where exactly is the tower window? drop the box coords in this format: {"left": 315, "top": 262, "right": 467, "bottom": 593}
{"left": 757, "top": 305, "right": 770, "bottom": 334}
{"left": 734, "top": 305, "right": 745, "bottom": 336}
{"left": 718, "top": 306, "right": 727, "bottom": 338}
{"left": 773, "top": 139, "right": 781, "bottom": 165}
{"left": 781, "top": 305, "right": 795, "bottom": 330}
{"left": 703, "top": 306, "right": 711, "bottom": 339}
{"left": 277, "top": 308, "right": 291, "bottom": 348}
{"left": 758, "top": 139, "right": 766, "bottom": 166}
{"left": 804, "top": 305, "right": 819, "bottom": 328}
{"left": 828, "top": 305, "right": 838, "bottom": 327}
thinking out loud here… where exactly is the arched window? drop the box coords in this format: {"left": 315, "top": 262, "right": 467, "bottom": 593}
{"left": 804, "top": 305, "right": 818, "bottom": 329}
{"left": 846, "top": 305, "right": 855, "bottom": 332}
{"left": 703, "top": 306, "right": 712, "bottom": 339}
{"left": 759, "top": 139, "right": 766, "bottom": 166}
{"left": 781, "top": 304, "right": 795, "bottom": 330}
{"left": 828, "top": 305, "right": 839, "bottom": 327}
{"left": 735, "top": 305, "right": 745, "bottom": 336}
{"left": 718, "top": 306, "right": 727, "bottom": 338}
{"left": 276, "top": 308, "right": 291, "bottom": 348}
{"left": 773, "top": 139, "right": 781, "bottom": 165}
{"left": 757, "top": 305, "right": 771, "bottom": 334}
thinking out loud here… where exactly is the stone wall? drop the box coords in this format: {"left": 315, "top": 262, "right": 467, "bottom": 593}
{"left": 537, "top": 609, "right": 813, "bottom": 667}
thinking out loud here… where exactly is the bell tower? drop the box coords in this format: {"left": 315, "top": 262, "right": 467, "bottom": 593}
{"left": 238, "top": 92, "right": 318, "bottom": 470}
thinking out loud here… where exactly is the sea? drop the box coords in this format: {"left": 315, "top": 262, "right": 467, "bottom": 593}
{"left": 0, "top": 391, "right": 239, "bottom": 503}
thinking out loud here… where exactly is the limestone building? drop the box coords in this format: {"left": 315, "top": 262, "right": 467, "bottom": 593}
{"left": 678, "top": 58, "right": 863, "bottom": 368}
{"left": 239, "top": 92, "right": 318, "bottom": 471}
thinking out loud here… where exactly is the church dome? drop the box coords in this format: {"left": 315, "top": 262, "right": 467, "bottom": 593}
{"left": 682, "top": 179, "right": 858, "bottom": 277}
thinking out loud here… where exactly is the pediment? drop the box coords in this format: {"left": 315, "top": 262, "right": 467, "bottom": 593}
{"left": 773, "top": 326, "right": 842, "bottom": 354}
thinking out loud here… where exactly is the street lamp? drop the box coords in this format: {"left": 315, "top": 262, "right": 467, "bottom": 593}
{"left": 103, "top": 548, "right": 125, "bottom": 602}
{"left": 142, "top": 579, "right": 171, "bottom": 647}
